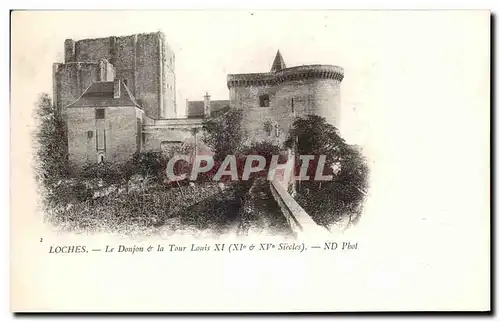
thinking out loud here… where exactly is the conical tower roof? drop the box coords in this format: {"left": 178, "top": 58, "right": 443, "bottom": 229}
{"left": 270, "top": 50, "right": 286, "bottom": 72}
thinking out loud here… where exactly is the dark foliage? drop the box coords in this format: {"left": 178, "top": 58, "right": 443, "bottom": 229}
{"left": 238, "top": 140, "right": 283, "bottom": 181}
{"left": 130, "top": 151, "right": 167, "bottom": 183}
{"left": 285, "top": 115, "right": 369, "bottom": 228}
{"left": 33, "top": 93, "right": 70, "bottom": 206}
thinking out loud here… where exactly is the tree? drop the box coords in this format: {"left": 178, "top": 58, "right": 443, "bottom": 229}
{"left": 202, "top": 108, "right": 246, "bottom": 162}
{"left": 284, "top": 115, "right": 347, "bottom": 164}
{"left": 78, "top": 161, "right": 127, "bottom": 191}
{"left": 284, "top": 115, "right": 369, "bottom": 228}
{"left": 33, "top": 93, "right": 69, "bottom": 204}
{"left": 238, "top": 140, "right": 282, "bottom": 181}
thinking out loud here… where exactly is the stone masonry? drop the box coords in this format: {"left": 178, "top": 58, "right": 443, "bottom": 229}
{"left": 55, "top": 32, "right": 343, "bottom": 167}
{"left": 227, "top": 50, "right": 344, "bottom": 145}
{"left": 54, "top": 31, "right": 176, "bottom": 119}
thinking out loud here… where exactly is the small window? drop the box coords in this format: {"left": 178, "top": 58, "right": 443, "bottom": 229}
{"left": 123, "top": 79, "right": 128, "bottom": 86}
{"left": 97, "top": 152, "right": 105, "bottom": 163}
{"left": 96, "top": 109, "right": 105, "bottom": 119}
{"left": 259, "top": 94, "right": 270, "bottom": 107}
{"left": 87, "top": 130, "right": 93, "bottom": 139}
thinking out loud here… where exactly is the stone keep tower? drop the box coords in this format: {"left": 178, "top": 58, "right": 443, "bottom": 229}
{"left": 227, "top": 51, "right": 344, "bottom": 144}
{"left": 53, "top": 31, "right": 177, "bottom": 119}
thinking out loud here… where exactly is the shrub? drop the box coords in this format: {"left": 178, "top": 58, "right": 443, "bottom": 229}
{"left": 285, "top": 115, "right": 369, "bottom": 228}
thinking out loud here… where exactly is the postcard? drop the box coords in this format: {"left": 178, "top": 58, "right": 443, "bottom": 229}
{"left": 10, "top": 10, "right": 490, "bottom": 312}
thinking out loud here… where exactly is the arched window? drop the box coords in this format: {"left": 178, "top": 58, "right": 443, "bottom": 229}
{"left": 97, "top": 152, "right": 105, "bottom": 163}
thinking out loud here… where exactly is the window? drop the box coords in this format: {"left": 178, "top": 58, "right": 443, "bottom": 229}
{"left": 123, "top": 79, "right": 128, "bottom": 86}
{"left": 259, "top": 94, "right": 270, "bottom": 107}
{"left": 97, "top": 152, "right": 105, "bottom": 163}
{"left": 87, "top": 130, "right": 93, "bottom": 139}
{"left": 96, "top": 109, "right": 105, "bottom": 119}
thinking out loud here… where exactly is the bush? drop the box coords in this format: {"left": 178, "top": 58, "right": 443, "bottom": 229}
{"left": 74, "top": 182, "right": 93, "bottom": 202}
{"left": 285, "top": 115, "right": 369, "bottom": 228}
{"left": 45, "top": 181, "right": 224, "bottom": 233}
{"left": 33, "top": 93, "right": 71, "bottom": 207}
{"left": 202, "top": 108, "right": 246, "bottom": 162}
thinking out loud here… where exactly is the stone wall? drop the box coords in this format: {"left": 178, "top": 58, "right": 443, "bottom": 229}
{"left": 134, "top": 33, "right": 161, "bottom": 119}
{"left": 56, "top": 32, "right": 176, "bottom": 119}
{"left": 142, "top": 118, "right": 203, "bottom": 152}
{"left": 159, "top": 33, "right": 177, "bottom": 119}
{"left": 113, "top": 35, "right": 136, "bottom": 99}
{"left": 275, "top": 78, "right": 341, "bottom": 128}
{"left": 66, "top": 106, "right": 97, "bottom": 165}
{"left": 142, "top": 128, "right": 194, "bottom": 152}
{"left": 230, "top": 83, "right": 283, "bottom": 145}
{"left": 53, "top": 62, "right": 101, "bottom": 116}
{"left": 66, "top": 106, "right": 143, "bottom": 166}
{"left": 228, "top": 65, "right": 343, "bottom": 145}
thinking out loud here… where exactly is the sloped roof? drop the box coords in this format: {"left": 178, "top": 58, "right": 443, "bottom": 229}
{"left": 66, "top": 80, "right": 142, "bottom": 109}
{"left": 187, "top": 100, "right": 230, "bottom": 118}
{"left": 270, "top": 50, "right": 286, "bottom": 72}
{"left": 186, "top": 101, "right": 204, "bottom": 118}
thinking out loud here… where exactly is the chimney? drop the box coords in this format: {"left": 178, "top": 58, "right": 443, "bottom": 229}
{"left": 204, "top": 92, "right": 211, "bottom": 117}
{"left": 113, "top": 79, "right": 121, "bottom": 98}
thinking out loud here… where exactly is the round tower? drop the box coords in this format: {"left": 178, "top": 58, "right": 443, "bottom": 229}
{"left": 226, "top": 51, "right": 344, "bottom": 144}
{"left": 274, "top": 65, "right": 344, "bottom": 128}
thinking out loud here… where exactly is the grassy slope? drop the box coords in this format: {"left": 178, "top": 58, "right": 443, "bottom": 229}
{"left": 45, "top": 182, "right": 224, "bottom": 235}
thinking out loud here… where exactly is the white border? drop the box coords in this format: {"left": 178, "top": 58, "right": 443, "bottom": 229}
{"left": 3, "top": 1, "right": 496, "bottom": 321}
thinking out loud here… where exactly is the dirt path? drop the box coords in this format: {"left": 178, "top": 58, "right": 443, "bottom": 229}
{"left": 238, "top": 179, "right": 294, "bottom": 237}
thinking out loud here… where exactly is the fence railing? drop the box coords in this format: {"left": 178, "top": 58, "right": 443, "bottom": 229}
{"left": 269, "top": 180, "right": 330, "bottom": 238}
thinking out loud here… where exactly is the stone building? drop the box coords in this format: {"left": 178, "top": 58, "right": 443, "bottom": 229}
{"left": 53, "top": 31, "right": 176, "bottom": 119}
{"left": 65, "top": 79, "right": 145, "bottom": 164}
{"left": 186, "top": 93, "right": 229, "bottom": 119}
{"left": 58, "top": 32, "right": 202, "bottom": 166}
{"left": 55, "top": 32, "right": 343, "bottom": 167}
{"left": 227, "top": 50, "right": 344, "bottom": 145}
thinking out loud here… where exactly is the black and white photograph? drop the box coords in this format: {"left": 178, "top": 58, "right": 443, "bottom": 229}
{"left": 35, "top": 28, "right": 368, "bottom": 238}
{"left": 9, "top": 10, "right": 490, "bottom": 313}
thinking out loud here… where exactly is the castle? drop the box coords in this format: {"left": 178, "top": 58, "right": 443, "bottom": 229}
{"left": 53, "top": 31, "right": 343, "bottom": 166}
